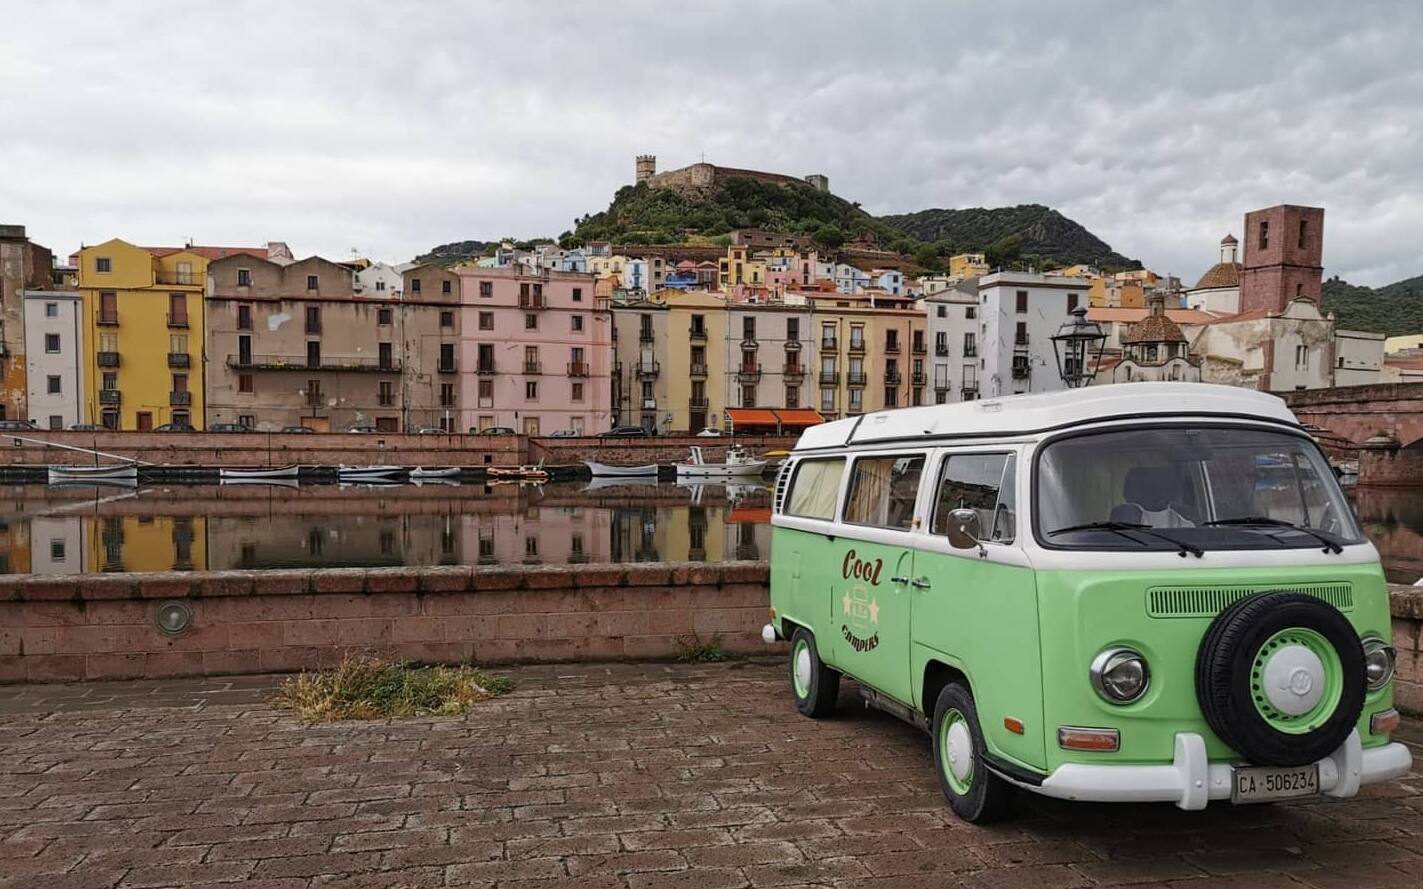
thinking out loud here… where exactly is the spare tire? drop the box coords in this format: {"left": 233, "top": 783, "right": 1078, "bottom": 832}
{"left": 1195, "top": 591, "right": 1364, "bottom": 767}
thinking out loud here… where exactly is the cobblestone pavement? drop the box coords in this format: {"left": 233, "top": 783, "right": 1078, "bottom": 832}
{"left": 1, "top": 660, "right": 1422, "bottom": 889}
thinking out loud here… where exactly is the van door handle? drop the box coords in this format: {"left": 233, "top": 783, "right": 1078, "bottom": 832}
{"left": 910, "top": 577, "right": 931, "bottom": 590}
{"left": 890, "top": 575, "right": 910, "bottom": 585}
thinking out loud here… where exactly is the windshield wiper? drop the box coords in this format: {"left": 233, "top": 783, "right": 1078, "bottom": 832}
{"left": 1204, "top": 517, "right": 1344, "bottom": 554}
{"left": 1048, "top": 521, "right": 1204, "bottom": 558}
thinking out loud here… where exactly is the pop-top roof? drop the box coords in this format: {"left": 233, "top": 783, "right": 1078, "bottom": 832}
{"left": 792, "top": 383, "right": 1296, "bottom": 451}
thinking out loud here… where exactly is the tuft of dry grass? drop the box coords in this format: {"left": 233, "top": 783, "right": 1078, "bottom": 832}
{"left": 676, "top": 634, "right": 730, "bottom": 663}
{"left": 274, "top": 654, "right": 512, "bottom": 722}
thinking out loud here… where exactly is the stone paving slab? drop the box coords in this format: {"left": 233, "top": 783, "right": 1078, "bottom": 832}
{"left": 1, "top": 660, "right": 1421, "bottom": 888}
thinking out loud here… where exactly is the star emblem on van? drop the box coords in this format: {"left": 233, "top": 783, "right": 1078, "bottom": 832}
{"left": 842, "top": 591, "right": 853, "bottom": 616}
{"left": 868, "top": 597, "right": 880, "bottom": 625}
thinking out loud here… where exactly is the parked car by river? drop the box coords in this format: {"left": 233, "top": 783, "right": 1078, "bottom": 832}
{"left": 0, "top": 420, "right": 38, "bottom": 432}
{"left": 280, "top": 426, "right": 315, "bottom": 433}
{"left": 69, "top": 423, "right": 104, "bottom": 431}
{"left": 155, "top": 422, "right": 196, "bottom": 432}
{"left": 209, "top": 423, "right": 251, "bottom": 433}
{"left": 473, "top": 426, "right": 516, "bottom": 435}
{"left": 599, "top": 426, "right": 651, "bottom": 438}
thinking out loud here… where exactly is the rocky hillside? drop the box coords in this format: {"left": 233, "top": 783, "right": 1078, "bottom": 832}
{"left": 1322, "top": 274, "right": 1423, "bottom": 336}
{"left": 881, "top": 204, "right": 1138, "bottom": 271}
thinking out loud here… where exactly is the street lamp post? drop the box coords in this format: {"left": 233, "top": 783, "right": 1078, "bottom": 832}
{"left": 1050, "top": 306, "right": 1107, "bottom": 389}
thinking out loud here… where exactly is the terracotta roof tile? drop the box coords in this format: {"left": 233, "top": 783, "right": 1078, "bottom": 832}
{"left": 1192, "top": 261, "right": 1241, "bottom": 290}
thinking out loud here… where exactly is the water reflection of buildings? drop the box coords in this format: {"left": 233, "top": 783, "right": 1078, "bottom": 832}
{"left": 0, "top": 481, "right": 773, "bottom": 572}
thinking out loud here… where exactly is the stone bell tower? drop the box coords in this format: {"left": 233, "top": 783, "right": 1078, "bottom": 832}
{"left": 1238, "top": 204, "right": 1324, "bottom": 315}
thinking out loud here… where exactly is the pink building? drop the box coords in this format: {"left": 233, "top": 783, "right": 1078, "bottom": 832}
{"left": 453, "top": 266, "right": 611, "bottom": 435}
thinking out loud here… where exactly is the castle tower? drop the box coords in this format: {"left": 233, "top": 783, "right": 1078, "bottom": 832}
{"left": 1238, "top": 204, "right": 1324, "bottom": 315}
{"left": 804, "top": 173, "right": 829, "bottom": 192}
{"left": 635, "top": 155, "right": 656, "bottom": 184}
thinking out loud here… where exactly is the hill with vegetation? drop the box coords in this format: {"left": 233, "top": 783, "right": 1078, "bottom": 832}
{"left": 1322, "top": 273, "right": 1423, "bottom": 336}
{"left": 881, "top": 204, "right": 1138, "bottom": 271}
{"left": 563, "top": 179, "right": 1135, "bottom": 272}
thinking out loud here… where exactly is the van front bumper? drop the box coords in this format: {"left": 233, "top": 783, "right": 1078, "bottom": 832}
{"left": 1018, "top": 730, "right": 1411, "bottom": 810}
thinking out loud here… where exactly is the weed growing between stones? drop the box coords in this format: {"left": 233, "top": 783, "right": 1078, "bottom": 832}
{"left": 274, "top": 654, "right": 512, "bottom": 721}
{"left": 676, "top": 633, "right": 730, "bottom": 663}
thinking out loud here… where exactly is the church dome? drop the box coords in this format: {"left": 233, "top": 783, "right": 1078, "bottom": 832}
{"left": 1193, "top": 261, "right": 1241, "bottom": 290}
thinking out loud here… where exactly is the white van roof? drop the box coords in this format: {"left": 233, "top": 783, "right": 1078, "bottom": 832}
{"left": 793, "top": 383, "right": 1299, "bottom": 452}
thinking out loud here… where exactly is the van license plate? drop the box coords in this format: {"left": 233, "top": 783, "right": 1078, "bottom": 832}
{"left": 1231, "top": 764, "right": 1319, "bottom": 803}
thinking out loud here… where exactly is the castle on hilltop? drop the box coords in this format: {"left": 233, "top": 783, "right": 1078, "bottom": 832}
{"left": 635, "top": 155, "right": 829, "bottom": 195}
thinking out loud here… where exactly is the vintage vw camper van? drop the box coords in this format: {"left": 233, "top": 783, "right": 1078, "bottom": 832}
{"left": 766, "top": 383, "right": 1410, "bottom": 822}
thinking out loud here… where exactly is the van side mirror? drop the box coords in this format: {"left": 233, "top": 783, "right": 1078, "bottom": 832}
{"left": 945, "top": 508, "right": 981, "bottom": 549}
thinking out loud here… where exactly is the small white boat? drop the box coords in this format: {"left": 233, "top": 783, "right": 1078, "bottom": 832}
{"left": 48, "top": 463, "right": 139, "bottom": 484}
{"left": 583, "top": 475, "right": 659, "bottom": 492}
{"left": 675, "top": 445, "right": 767, "bottom": 479}
{"left": 220, "top": 465, "right": 300, "bottom": 480}
{"left": 487, "top": 460, "right": 549, "bottom": 481}
{"left": 338, "top": 465, "right": 404, "bottom": 481}
{"left": 584, "top": 460, "right": 659, "bottom": 478}
{"left": 411, "top": 477, "right": 461, "bottom": 487}
{"left": 410, "top": 466, "right": 461, "bottom": 480}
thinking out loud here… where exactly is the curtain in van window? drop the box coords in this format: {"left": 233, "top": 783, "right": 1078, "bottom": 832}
{"left": 846, "top": 456, "right": 924, "bottom": 530}
{"left": 785, "top": 458, "right": 844, "bottom": 519}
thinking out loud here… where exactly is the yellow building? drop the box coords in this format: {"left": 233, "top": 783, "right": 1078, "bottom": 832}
{"left": 77, "top": 239, "right": 262, "bottom": 429}
{"left": 589, "top": 254, "right": 629, "bottom": 287}
{"left": 717, "top": 246, "right": 766, "bottom": 289}
{"left": 86, "top": 515, "right": 207, "bottom": 572}
{"left": 948, "top": 253, "right": 991, "bottom": 278}
{"left": 661, "top": 289, "right": 728, "bottom": 432}
{"left": 806, "top": 291, "right": 926, "bottom": 419}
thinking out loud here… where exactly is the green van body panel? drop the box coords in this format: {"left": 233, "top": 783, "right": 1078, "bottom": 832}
{"left": 771, "top": 526, "right": 1395, "bottom": 779}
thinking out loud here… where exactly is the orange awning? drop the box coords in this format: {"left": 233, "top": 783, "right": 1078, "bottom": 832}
{"left": 726, "top": 408, "right": 780, "bottom": 427}
{"left": 729, "top": 507, "right": 773, "bottom": 524}
{"left": 772, "top": 409, "right": 824, "bottom": 427}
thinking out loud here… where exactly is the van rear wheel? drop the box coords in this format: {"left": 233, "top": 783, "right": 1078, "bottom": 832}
{"left": 789, "top": 628, "right": 839, "bottom": 717}
{"left": 932, "top": 682, "right": 1012, "bottom": 823}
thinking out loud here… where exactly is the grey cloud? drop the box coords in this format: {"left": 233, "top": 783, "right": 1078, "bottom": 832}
{"left": 1, "top": 0, "right": 1420, "bottom": 285}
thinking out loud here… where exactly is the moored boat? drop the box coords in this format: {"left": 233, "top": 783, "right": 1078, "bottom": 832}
{"left": 337, "top": 465, "right": 404, "bottom": 481}
{"left": 220, "top": 465, "right": 300, "bottom": 480}
{"left": 584, "top": 460, "right": 658, "bottom": 478}
{"left": 48, "top": 463, "right": 139, "bottom": 485}
{"left": 409, "top": 466, "right": 461, "bottom": 480}
{"left": 487, "top": 460, "right": 549, "bottom": 481}
{"left": 674, "top": 445, "right": 767, "bottom": 479}
{"left": 220, "top": 476, "right": 301, "bottom": 488}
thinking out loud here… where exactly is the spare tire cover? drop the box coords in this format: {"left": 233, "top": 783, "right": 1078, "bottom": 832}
{"left": 1194, "top": 591, "right": 1365, "bottom": 767}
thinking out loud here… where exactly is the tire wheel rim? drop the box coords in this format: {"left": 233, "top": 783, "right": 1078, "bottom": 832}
{"left": 939, "top": 708, "right": 975, "bottom": 795}
{"left": 1249, "top": 627, "right": 1343, "bottom": 734}
{"left": 792, "top": 640, "right": 812, "bottom": 699}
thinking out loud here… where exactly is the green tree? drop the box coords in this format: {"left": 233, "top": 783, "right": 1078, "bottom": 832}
{"left": 813, "top": 225, "right": 846, "bottom": 250}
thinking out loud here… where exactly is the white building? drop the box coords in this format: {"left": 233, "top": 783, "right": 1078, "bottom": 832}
{"left": 23, "top": 290, "right": 84, "bottom": 429}
{"left": 1333, "top": 329, "right": 1385, "bottom": 386}
{"left": 833, "top": 264, "right": 870, "bottom": 294}
{"left": 1191, "top": 298, "right": 1335, "bottom": 391}
{"left": 923, "top": 279, "right": 981, "bottom": 402}
{"left": 29, "top": 517, "right": 86, "bottom": 574}
{"left": 354, "top": 261, "right": 405, "bottom": 299}
{"left": 977, "top": 272, "right": 1089, "bottom": 397}
{"left": 1184, "top": 234, "right": 1242, "bottom": 315}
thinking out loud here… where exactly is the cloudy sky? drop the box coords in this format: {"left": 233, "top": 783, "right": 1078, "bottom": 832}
{"left": 3, "top": 0, "right": 1420, "bottom": 285}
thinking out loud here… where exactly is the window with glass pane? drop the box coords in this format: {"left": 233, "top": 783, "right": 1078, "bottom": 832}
{"left": 844, "top": 455, "right": 925, "bottom": 530}
{"left": 932, "top": 453, "right": 1016, "bottom": 543}
{"left": 785, "top": 458, "right": 845, "bottom": 520}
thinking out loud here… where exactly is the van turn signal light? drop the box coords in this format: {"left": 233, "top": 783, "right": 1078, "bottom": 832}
{"left": 1004, "top": 717, "right": 1024, "bottom": 735}
{"left": 1057, "top": 726, "right": 1120, "bottom": 752}
{"left": 1370, "top": 708, "right": 1400, "bottom": 736}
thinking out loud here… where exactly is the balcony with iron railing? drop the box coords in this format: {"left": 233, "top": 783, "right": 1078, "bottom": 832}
{"left": 99, "top": 389, "right": 121, "bottom": 405}
{"left": 821, "top": 336, "right": 837, "bottom": 350}
{"left": 819, "top": 371, "right": 839, "bottom": 385}
{"left": 438, "top": 360, "right": 457, "bottom": 373}
{"left": 637, "top": 360, "right": 660, "bottom": 378}
{"left": 523, "top": 361, "right": 542, "bottom": 375}
{"left": 689, "top": 326, "right": 707, "bottom": 341}
{"left": 964, "top": 346, "right": 978, "bottom": 358}
{"left": 226, "top": 353, "right": 402, "bottom": 373}
{"left": 912, "top": 340, "right": 927, "bottom": 355}
{"left": 884, "top": 339, "right": 901, "bottom": 354}
{"left": 518, "top": 293, "right": 546, "bottom": 309}
{"left": 155, "top": 273, "right": 200, "bottom": 287}
{"left": 689, "top": 397, "right": 710, "bottom": 410}
{"left": 736, "top": 364, "right": 763, "bottom": 383}
{"left": 847, "top": 371, "right": 868, "bottom": 386}
{"left": 884, "top": 370, "right": 902, "bottom": 385}
{"left": 934, "top": 378, "right": 951, "bottom": 391}
{"left": 782, "top": 364, "right": 805, "bottom": 378}
{"left": 97, "top": 351, "right": 120, "bottom": 368}
{"left": 567, "top": 362, "right": 589, "bottom": 377}
{"left": 170, "top": 391, "right": 191, "bottom": 406}
{"left": 962, "top": 387, "right": 979, "bottom": 399}
{"left": 476, "top": 361, "right": 497, "bottom": 375}
{"left": 912, "top": 370, "right": 927, "bottom": 385}
{"left": 689, "top": 363, "right": 708, "bottom": 377}
{"left": 167, "top": 353, "right": 190, "bottom": 368}
{"left": 1015, "top": 332, "right": 1030, "bottom": 348}
{"left": 848, "top": 339, "right": 865, "bottom": 354}
{"left": 935, "top": 345, "right": 950, "bottom": 357}
{"left": 1012, "top": 361, "right": 1031, "bottom": 379}
{"left": 740, "top": 337, "right": 758, "bottom": 350}
{"left": 639, "top": 332, "right": 655, "bottom": 345}
{"left": 784, "top": 338, "right": 802, "bottom": 352}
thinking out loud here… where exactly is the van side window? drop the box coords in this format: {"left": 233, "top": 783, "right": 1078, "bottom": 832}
{"left": 844, "top": 455, "right": 925, "bottom": 530}
{"left": 785, "top": 458, "right": 845, "bottom": 520}
{"left": 932, "top": 453, "right": 1017, "bottom": 543}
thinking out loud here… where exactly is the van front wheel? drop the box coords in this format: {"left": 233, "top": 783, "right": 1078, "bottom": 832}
{"left": 932, "top": 682, "right": 1012, "bottom": 823}
{"left": 789, "top": 628, "right": 839, "bottom": 717}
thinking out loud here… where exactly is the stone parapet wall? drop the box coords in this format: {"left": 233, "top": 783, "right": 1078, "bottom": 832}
{"left": 0, "top": 562, "right": 770, "bottom": 684}
{"left": 1390, "top": 583, "right": 1423, "bottom": 715}
{"left": 528, "top": 435, "right": 798, "bottom": 466}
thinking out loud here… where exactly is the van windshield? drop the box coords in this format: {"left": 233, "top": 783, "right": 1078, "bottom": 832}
{"left": 1035, "top": 426, "right": 1364, "bottom": 552}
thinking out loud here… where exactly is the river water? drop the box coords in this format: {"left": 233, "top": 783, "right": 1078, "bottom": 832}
{"left": 1, "top": 481, "right": 1418, "bottom": 583}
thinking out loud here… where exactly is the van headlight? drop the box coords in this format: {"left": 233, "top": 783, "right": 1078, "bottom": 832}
{"left": 1362, "top": 636, "right": 1396, "bottom": 690}
{"left": 1090, "top": 647, "right": 1150, "bottom": 704}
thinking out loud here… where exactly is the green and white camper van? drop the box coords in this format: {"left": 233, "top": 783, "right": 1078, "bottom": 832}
{"left": 766, "top": 382, "right": 1410, "bottom": 822}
